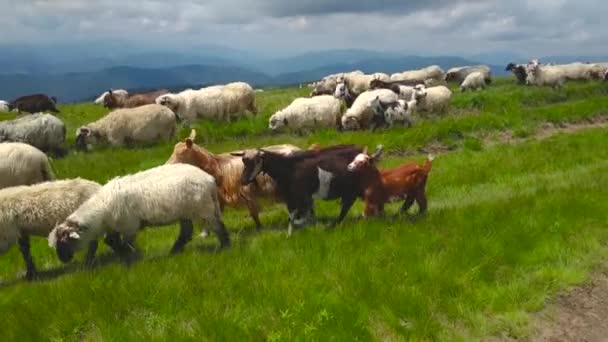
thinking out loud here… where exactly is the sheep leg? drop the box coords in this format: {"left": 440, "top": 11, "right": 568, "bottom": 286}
{"left": 85, "top": 240, "right": 99, "bottom": 266}
{"left": 171, "top": 219, "right": 194, "bottom": 254}
{"left": 18, "top": 234, "right": 37, "bottom": 280}
{"left": 211, "top": 220, "right": 231, "bottom": 248}
{"left": 103, "top": 232, "right": 125, "bottom": 255}
{"left": 399, "top": 196, "right": 416, "bottom": 214}
{"left": 331, "top": 196, "right": 356, "bottom": 227}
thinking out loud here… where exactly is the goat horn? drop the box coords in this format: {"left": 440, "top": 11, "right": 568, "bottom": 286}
{"left": 371, "top": 144, "right": 384, "bottom": 159}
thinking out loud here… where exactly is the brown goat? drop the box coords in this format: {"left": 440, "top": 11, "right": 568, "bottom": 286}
{"left": 104, "top": 89, "right": 168, "bottom": 109}
{"left": 347, "top": 146, "right": 434, "bottom": 217}
{"left": 166, "top": 129, "right": 300, "bottom": 228}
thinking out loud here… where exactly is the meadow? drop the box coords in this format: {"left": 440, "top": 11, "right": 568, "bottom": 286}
{"left": 1, "top": 78, "right": 608, "bottom": 340}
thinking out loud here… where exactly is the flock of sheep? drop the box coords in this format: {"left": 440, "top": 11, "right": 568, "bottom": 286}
{"left": 0, "top": 58, "right": 607, "bottom": 281}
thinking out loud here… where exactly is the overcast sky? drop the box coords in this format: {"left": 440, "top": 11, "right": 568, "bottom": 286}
{"left": 3, "top": 0, "right": 608, "bottom": 57}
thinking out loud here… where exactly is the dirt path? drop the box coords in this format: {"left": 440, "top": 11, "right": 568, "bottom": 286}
{"left": 526, "top": 263, "right": 608, "bottom": 342}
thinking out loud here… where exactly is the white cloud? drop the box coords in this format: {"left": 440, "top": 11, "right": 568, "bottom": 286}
{"left": 0, "top": 0, "right": 606, "bottom": 57}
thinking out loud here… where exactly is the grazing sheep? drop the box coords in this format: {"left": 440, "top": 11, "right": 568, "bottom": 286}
{"left": 311, "top": 71, "right": 363, "bottom": 96}
{"left": 415, "top": 85, "right": 452, "bottom": 114}
{"left": 217, "top": 82, "right": 257, "bottom": 116}
{"left": 9, "top": 94, "right": 59, "bottom": 113}
{"left": 0, "top": 100, "right": 9, "bottom": 112}
{"left": 460, "top": 71, "right": 487, "bottom": 92}
{"left": 445, "top": 65, "right": 492, "bottom": 84}
{"left": 340, "top": 89, "right": 398, "bottom": 130}
{"left": 587, "top": 63, "right": 608, "bottom": 79}
{"left": 156, "top": 82, "right": 256, "bottom": 124}
{"left": 94, "top": 89, "right": 128, "bottom": 105}
{"left": 336, "top": 73, "right": 378, "bottom": 96}
{"left": 104, "top": 89, "right": 168, "bottom": 109}
{"left": 370, "top": 72, "right": 390, "bottom": 82}
{"left": 0, "top": 142, "right": 54, "bottom": 190}
{"left": 393, "top": 65, "right": 445, "bottom": 82}
{"left": 526, "top": 60, "right": 566, "bottom": 89}
{"left": 48, "top": 164, "right": 230, "bottom": 263}
{"left": 269, "top": 95, "right": 342, "bottom": 132}
{"left": 0, "top": 179, "right": 101, "bottom": 279}
{"left": 506, "top": 63, "right": 528, "bottom": 84}
{"left": 0, "top": 113, "right": 66, "bottom": 154}
{"left": 166, "top": 130, "right": 301, "bottom": 229}
{"left": 75, "top": 104, "right": 176, "bottom": 150}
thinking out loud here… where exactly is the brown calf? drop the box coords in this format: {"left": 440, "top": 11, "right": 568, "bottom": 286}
{"left": 347, "top": 146, "right": 434, "bottom": 217}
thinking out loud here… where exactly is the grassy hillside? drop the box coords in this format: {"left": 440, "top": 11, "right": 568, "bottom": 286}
{"left": 1, "top": 78, "right": 608, "bottom": 340}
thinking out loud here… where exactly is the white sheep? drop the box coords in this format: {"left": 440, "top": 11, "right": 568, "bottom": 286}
{"left": 460, "top": 71, "right": 487, "bottom": 92}
{"left": 337, "top": 73, "right": 378, "bottom": 95}
{"left": 0, "top": 100, "right": 9, "bottom": 112}
{"left": 268, "top": 95, "right": 341, "bottom": 132}
{"left": 48, "top": 164, "right": 229, "bottom": 263}
{"left": 94, "top": 89, "right": 128, "bottom": 105}
{"left": 415, "top": 85, "right": 452, "bottom": 114}
{"left": 0, "top": 142, "right": 54, "bottom": 190}
{"left": 75, "top": 104, "right": 176, "bottom": 149}
{"left": 0, "top": 113, "right": 66, "bottom": 154}
{"left": 370, "top": 72, "right": 390, "bottom": 82}
{"left": 156, "top": 82, "right": 256, "bottom": 123}
{"left": 445, "top": 65, "right": 491, "bottom": 84}
{"left": 341, "top": 89, "right": 398, "bottom": 130}
{"left": 391, "top": 65, "right": 445, "bottom": 82}
{"left": 0, "top": 178, "right": 100, "bottom": 279}
{"left": 526, "top": 60, "right": 566, "bottom": 89}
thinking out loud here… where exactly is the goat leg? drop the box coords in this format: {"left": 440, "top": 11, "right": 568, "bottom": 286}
{"left": 331, "top": 196, "right": 356, "bottom": 227}
{"left": 399, "top": 196, "right": 416, "bottom": 214}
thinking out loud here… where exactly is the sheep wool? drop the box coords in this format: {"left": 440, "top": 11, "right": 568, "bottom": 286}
{"left": 416, "top": 85, "right": 452, "bottom": 113}
{"left": 76, "top": 104, "right": 176, "bottom": 148}
{"left": 460, "top": 72, "right": 487, "bottom": 92}
{"left": 0, "top": 178, "right": 100, "bottom": 278}
{"left": 156, "top": 82, "right": 256, "bottom": 123}
{"left": 0, "top": 142, "right": 54, "bottom": 189}
{"left": 49, "top": 164, "right": 229, "bottom": 261}
{"left": 0, "top": 113, "right": 66, "bottom": 153}
{"left": 341, "top": 89, "right": 398, "bottom": 130}
{"left": 269, "top": 95, "right": 341, "bottom": 132}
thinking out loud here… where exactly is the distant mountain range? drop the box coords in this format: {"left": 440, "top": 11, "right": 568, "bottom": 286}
{"left": 0, "top": 44, "right": 605, "bottom": 103}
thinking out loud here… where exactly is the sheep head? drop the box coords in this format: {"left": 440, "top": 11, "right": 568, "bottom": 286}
{"left": 268, "top": 113, "right": 288, "bottom": 131}
{"left": 75, "top": 126, "right": 100, "bottom": 150}
{"left": 155, "top": 94, "right": 179, "bottom": 113}
{"left": 49, "top": 220, "right": 86, "bottom": 263}
{"left": 341, "top": 114, "right": 360, "bottom": 131}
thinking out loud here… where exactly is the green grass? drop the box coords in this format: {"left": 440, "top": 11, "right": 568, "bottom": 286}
{"left": 1, "top": 78, "right": 608, "bottom": 340}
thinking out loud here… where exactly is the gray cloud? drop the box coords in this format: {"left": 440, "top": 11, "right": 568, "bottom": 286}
{"left": 1, "top": 0, "right": 607, "bottom": 57}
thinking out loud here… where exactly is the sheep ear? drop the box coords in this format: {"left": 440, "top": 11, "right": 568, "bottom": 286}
{"left": 362, "top": 146, "right": 368, "bottom": 154}
{"left": 69, "top": 231, "right": 80, "bottom": 240}
{"left": 230, "top": 151, "right": 245, "bottom": 157}
{"left": 48, "top": 228, "right": 58, "bottom": 248}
